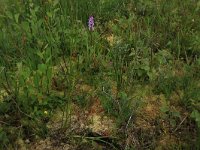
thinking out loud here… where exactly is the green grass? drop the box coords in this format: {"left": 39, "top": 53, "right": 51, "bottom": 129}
{"left": 0, "top": 0, "right": 200, "bottom": 149}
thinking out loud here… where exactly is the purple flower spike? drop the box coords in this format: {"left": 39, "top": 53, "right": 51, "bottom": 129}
{"left": 88, "top": 16, "right": 94, "bottom": 31}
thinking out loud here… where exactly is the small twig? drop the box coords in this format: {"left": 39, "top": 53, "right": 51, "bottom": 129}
{"left": 2, "top": 83, "right": 11, "bottom": 95}
{"left": 102, "top": 87, "right": 115, "bottom": 100}
{"left": 0, "top": 120, "right": 10, "bottom": 126}
{"left": 116, "top": 98, "right": 122, "bottom": 113}
{"left": 12, "top": 97, "right": 40, "bottom": 122}
{"left": 102, "top": 87, "right": 122, "bottom": 114}
{"left": 126, "top": 114, "right": 133, "bottom": 131}
{"left": 173, "top": 115, "right": 188, "bottom": 133}
{"left": 4, "top": 68, "right": 12, "bottom": 93}
{"left": 72, "top": 135, "right": 119, "bottom": 150}
{"left": 0, "top": 67, "right": 4, "bottom": 74}
{"left": 124, "top": 113, "right": 134, "bottom": 149}
{"left": 185, "top": 51, "right": 189, "bottom": 65}
{"left": 59, "top": 62, "right": 67, "bottom": 97}
{"left": 1, "top": 68, "right": 12, "bottom": 96}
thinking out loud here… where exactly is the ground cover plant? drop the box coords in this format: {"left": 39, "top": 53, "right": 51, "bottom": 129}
{"left": 0, "top": 0, "right": 200, "bottom": 149}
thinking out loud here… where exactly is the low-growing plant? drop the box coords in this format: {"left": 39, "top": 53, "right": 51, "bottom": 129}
{"left": 0, "top": 0, "right": 200, "bottom": 149}
{"left": 74, "top": 92, "right": 91, "bottom": 109}
{"left": 99, "top": 82, "right": 134, "bottom": 126}
{"left": 160, "top": 102, "right": 181, "bottom": 129}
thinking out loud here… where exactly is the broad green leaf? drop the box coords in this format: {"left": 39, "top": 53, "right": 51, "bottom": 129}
{"left": 36, "top": 51, "right": 44, "bottom": 59}
{"left": 53, "top": 0, "right": 59, "bottom": 7}
{"left": 22, "top": 67, "right": 31, "bottom": 79}
{"left": 160, "top": 105, "right": 169, "bottom": 113}
{"left": 38, "top": 64, "right": 47, "bottom": 74}
{"left": 191, "top": 109, "right": 200, "bottom": 127}
{"left": 14, "top": 13, "right": 20, "bottom": 23}
{"left": 47, "top": 68, "right": 52, "bottom": 79}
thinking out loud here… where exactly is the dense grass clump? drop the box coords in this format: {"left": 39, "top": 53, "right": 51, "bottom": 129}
{"left": 0, "top": 0, "right": 200, "bottom": 149}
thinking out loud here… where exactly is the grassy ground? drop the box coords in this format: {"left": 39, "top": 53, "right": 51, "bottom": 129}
{"left": 0, "top": 0, "right": 200, "bottom": 149}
